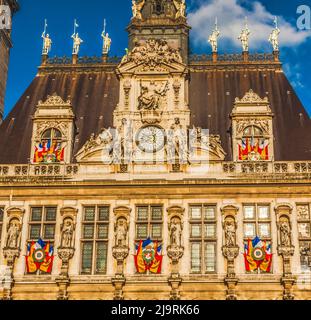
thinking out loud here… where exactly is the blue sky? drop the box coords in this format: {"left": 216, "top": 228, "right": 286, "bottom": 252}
{"left": 4, "top": 0, "right": 311, "bottom": 117}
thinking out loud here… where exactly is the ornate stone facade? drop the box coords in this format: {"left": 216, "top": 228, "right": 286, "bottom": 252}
{"left": 0, "top": 0, "right": 311, "bottom": 301}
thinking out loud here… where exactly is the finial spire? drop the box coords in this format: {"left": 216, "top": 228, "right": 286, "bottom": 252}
{"left": 238, "top": 16, "right": 251, "bottom": 52}
{"left": 269, "top": 16, "right": 281, "bottom": 52}
{"left": 102, "top": 19, "right": 112, "bottom": 56}
{"left": 208, "top": 17, "right": 221, "bottom": 53}
{"left": 41, "top": 19, "right": 52, "bottom": 56}
{"left": 71, "top": 19, "right": 83, "bottom": 55}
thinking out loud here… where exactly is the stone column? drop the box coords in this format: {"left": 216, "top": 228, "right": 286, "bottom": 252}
{"left": 56, "top": 207, "right": 77, "bottom": 300}
{"left": 221, "top": 205, "right": 239, "bottom": 300}
{"left": 275, "top": 204, "right": 296, "bottom": 300}
{"left": 1, "top": 207, "right": 24, "bottom": 300}
{"left": 166, "top": 206, "right": 185, "bottom": 300}
{"left": 111, "top": 206, "right": 131, "bottom": 300}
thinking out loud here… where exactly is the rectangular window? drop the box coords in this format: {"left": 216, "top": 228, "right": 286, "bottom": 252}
{"left": 297, "top": 204, "right": 311, "bottom": 271}
{"left": 243, "top": 204, "right": 271, "bottom": 239}
{"left": 190, "top": 205, "right": 217, "bottom": 274}
{"left": 29, "top": 206, "right": 57, "bottom": 242}
{"left": 135, "top": 205, "right": 163, "bottom": 241}
{"left": 243, "top": 204, "right": 272, "bottom": 273}
{"left": 0, "top": 207, "right": 4, "bottom": 243}
{"left": 27, "top": 206, "right": 57, "bottom": 275}
{"left": 81, "top": 206, "right": 110, "bottom": 275}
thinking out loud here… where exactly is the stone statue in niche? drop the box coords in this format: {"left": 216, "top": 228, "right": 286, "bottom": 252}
{"left": 6, "top": 219, "right": 20, "bottom": 249}
{"left": 224, "top": 219, "right": 236, "bottom": 247}
{"left": 169, "top": 217, "right": 183, "bottom": 247}
{"left": 60, "top": 219, "right": 74, "bottom": 248}
{"left": 115, "top": 218, "right": 128, "bottom": 247}
{"left": 280, "top": 219, "right": 291, "bottom": 247}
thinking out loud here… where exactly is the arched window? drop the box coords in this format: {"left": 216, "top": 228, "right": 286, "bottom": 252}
{"left": 153, "top": 0, "right": 165, "bottom": 15}
{"left": 239, "top": 125, "right": 269, "bottom": 161}
{"left": 41, "top": 128, "right": 62, "bottom": 141}
{"left": 33, "top": 128, "right": 65, "bottom": 164}
{"left": 243, "top": 125, "right": 263, "bottom": 137}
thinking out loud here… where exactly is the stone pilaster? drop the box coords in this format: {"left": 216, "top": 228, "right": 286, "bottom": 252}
{"left": 221, "top": 205, "right": 239, "bottom": 300}
{"left": 275, "top": 204, "right": 296, "bottom": 300}
{"left": 56, "top": 207, "right": 77, "bottom": 300}
{"left": 1, "top": 207, "right": 24, "bottom": 300}
{"left": 111, "top": 206, "right": 131, "bottom": 300}
{"left": 167, "top": 206, "right": 185, "bottom": 300}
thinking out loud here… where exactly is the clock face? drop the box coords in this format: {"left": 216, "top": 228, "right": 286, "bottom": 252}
{"left": 136, "top": 126, "right": 166, "bottom": 153}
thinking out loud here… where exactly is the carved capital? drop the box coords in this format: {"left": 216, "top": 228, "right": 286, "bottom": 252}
{"left": 3, "top": 248, "right": 20, "bottom": 267}
{"left": 167, "top": 245, "right": 184, "bottom": 264}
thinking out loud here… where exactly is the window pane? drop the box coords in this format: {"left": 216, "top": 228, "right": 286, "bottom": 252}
{"left": 298, "top": 223, "right": 311, "bottom": 238}
{"left": 97, "top": 224, "right": 109, "bottom": 239}
{"left": 83, "top": 225, "right": 94, "bottom": 239}
{"left": 191, "top": 207, "right": 202, "bottom": 220}
{"left": 205, "top": 243, "right": 216, "bottom": 272}
{"left": 258, "top": 223, "right": 271, "bottom": 238}
{"left": 84, "top": 207, "right": 95, "bottom": 221}
{"left": 137, "top": 207, "right": 148, "bottom": 221}
{"left": 81, "top": 242, "right": 93, "bottom": 274}
{"left": 151, "top": 224, "right": 162, "bottom": 239}
{"left": 42, "top": 129, "right": 52, "bottom": 139}
{"left": 244, "top": 206, "right": 255, "bottom": 220}
{"left": 151, "top": 207, "right": 162, "bottom": 221}
{"left": 300, "top": 241, "right": 311, "bottom": 271}
{"left": 191, "top": 243, "right": 201, "bottom": 273}
{"left": 98, "top": 207, "right": 109, "bottom": 221}
{"left": 0, "top": 208, "right": 4, "bottom": 221}
{"left": 30, "top": 225, "right": 41, "bottom": 239}
{"left": 44, "top": 225, "right": 55, "bottom": 239}
{"left": 191, "top": 225, "right": 201, "bottom": 238}
{"left": 137, "top": 224, "right": 148, "bottom": 239}
{"left": 31, "top": 208, "right": 42, "bottom": 221}
{"left": 297, "top": 205, "right": 310, "bottom": 220}
{"left": 258, "top": 206, "right": 270, "bottom": 220}
{"left": 244, "top": 223, "right": 256, "bottom": 238}
{"left": 53, "top": 129, "right": 62, "bottom": 139}
{"left": 96, "top": 242, "right": 107, "bottom": 274}
{"left": 45, "top": 207, "right": 57, "bottom": 221}
{"left": 205, "top": 224, "right": 216, "bottom": 238}
{"left": 204, "top": 206, "right": 216, "bottom": 220}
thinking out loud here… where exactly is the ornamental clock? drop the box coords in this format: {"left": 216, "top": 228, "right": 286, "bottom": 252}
{"left": 136, "top": 126, "right": 166, "bottom": 153}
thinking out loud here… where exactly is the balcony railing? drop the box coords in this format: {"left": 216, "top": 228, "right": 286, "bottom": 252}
{"left": 0, "top": 164, "right": 79, "bottom": 179}
{"left": 0, "top": 162, "right": 310, "bottom": 181}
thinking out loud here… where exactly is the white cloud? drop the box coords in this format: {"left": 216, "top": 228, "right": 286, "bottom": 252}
{"left": 188, "top": 0, "right": 311, "bottom": 51}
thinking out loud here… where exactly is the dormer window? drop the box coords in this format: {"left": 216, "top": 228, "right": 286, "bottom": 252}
{"left": 239, "top": 126, "right": 269, "bottom": 161}
{"left": 33, "top": 128, "right": 65, "bottom": 164}
{"left": 231, "top": 90, "right": 274, "bottom": 162}
{"left": 153, "top": 0, "right": 165, "bottom": 15}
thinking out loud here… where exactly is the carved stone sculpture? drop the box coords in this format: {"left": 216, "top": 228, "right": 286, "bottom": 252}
{"left": 132, "top": 0, "right": 145, "bottom": 20}
{"left": 280, "top": 220, "right": 291, "bottom": 247}
{"left": 238, "top": 19, "right": 251, "bottom": 52}
{"left": 224, "top": 219, "right": 236, "bottom": 247}
{"left": 60, "top": 219, "right": 74, "bottom": 248}
{"left": 173, "top": 0, "right": 186, "bottom": 19}
{"left": 138, "top": 81, "right": 169, "bottom": 111}
{"left": 120, "top": 39, "right": 183, "bottom": 69}
{"left": 5, "top": 219, "right": 20, "bottom": 249}
{"left": 115, "top": 217, "right": 128, "bottom": 247}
